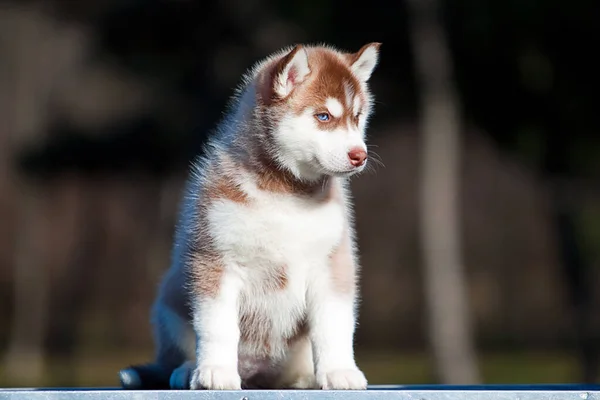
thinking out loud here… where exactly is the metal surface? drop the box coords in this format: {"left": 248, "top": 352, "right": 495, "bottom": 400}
{"left": 1, "top": 385, "right": 600, "bottom": 400}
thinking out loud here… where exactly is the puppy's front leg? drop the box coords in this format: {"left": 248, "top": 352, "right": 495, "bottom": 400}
{"left": 189, "top": 268, "right": 243, "bottom": 390}
{"left": 308, "top": 233, "right": 367, "bottom": 390}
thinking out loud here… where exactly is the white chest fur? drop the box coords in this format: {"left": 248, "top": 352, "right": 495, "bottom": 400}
{"left": 204, "top": 187, "right": 346, "bottom": 360}
{"left": 206, "top": 190, "right": 345, "bottom": 269}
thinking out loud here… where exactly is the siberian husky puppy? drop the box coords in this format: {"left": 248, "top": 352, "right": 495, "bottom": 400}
{"left": 119, "top": 42, "right": 381, "bottom": 391}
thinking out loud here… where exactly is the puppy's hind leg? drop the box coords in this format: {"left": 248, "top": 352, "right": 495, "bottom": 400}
{"left": 119, "top": 302, "right": 194, "bottom": 390}
{"left": 277, "top": 335, "right": 318, "bottom": 389}
{"left": 169, "top": 360, "right": 196, "bottom": 390}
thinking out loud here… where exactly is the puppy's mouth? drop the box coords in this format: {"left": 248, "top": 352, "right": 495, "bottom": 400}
{"left": 314, "top": 159, "right": 366, "bottom": 178}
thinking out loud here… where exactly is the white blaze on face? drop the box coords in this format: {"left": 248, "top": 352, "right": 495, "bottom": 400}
{"left": 325, "top": 98, "right": 344, "bottom": 118}
{"left": 352, "top": 97, "right": 362, "bottom": 118}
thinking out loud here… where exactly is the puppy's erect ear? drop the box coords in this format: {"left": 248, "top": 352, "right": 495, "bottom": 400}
{"left": 347, "top": 42, "right": 381, "bottom": 83}
{"left": 271, "top": 45, "right": 311, "bottom": 98}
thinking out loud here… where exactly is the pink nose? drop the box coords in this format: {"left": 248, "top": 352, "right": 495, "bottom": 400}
{"left": 348, "top": 148, "right": 368, "bottom": 167}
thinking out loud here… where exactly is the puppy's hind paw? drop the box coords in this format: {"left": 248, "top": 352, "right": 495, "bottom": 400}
{"left": 170, "top": 361, "right": 195, "bottom": 390}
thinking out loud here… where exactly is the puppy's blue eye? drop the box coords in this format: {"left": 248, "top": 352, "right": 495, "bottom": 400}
{"left": 315, "top": 113, "right": 331, "bottom": 122}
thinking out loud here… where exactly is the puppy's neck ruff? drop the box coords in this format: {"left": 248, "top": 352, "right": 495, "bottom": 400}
{"left": 251, "top": 149, "right": 333, "bottom": 198}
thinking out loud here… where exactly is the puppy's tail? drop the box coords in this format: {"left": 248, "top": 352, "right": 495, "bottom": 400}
{"left": 119, "top": 363, "right": 173, "bottom": 390}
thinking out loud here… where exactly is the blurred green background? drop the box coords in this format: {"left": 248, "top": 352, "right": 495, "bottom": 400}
{"left": 0, "top": 0, "right": 599, "bottom": 388}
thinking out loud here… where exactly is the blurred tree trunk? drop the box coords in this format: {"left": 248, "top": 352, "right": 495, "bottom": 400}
{"left": 543, "top": 131, "right": 598, "bottom": 383}
{"left": 406, "top": 0, "right": 480, "bottom": 384}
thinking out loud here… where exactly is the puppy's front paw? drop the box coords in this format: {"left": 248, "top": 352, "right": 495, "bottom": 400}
{"left": 190, "top": 365, "right": 242, "bottom": 390}
{"left": 317, "top": 368, "right": 367, "bottom": 390}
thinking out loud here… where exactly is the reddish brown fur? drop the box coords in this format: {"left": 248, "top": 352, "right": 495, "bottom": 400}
{"left": 257, "top": 46, "right": 370, "bottom": 129}
{"left": 205, "top": 175, "right": 249, "bottom": 204}
{"left": 250, "top": 149, "right": 333, "bottom": 198}
{"left": 289, "top": 49, "right": 365, "bottom": 132}
{"left": 187, "top": 245, "right": 225, "bottom": 298}
{"left": 187, "top": 186, "right": 231, "bottom": 299}
{"left": 272, "top": 264, "right": 288, "bottom": 290}
{"left": 254, "top": 156, "right": 321, "bottom": 195}
{"left": 202, "top": 155, "right": 250, "bottom": 204}
{"left": 186, "top": 161, "right": 251, "bottom": 298}
{"left": 239, "top": 308, "right": 272, "bottom": 352}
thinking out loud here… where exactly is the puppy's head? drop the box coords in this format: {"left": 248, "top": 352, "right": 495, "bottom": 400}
{"left": 256, "top": 43, "right": 381, "bottom": 181}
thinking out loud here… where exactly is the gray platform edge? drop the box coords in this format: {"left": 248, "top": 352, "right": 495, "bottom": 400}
{"left": 1, "top": 385, "right": 600, "bottom": 400}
